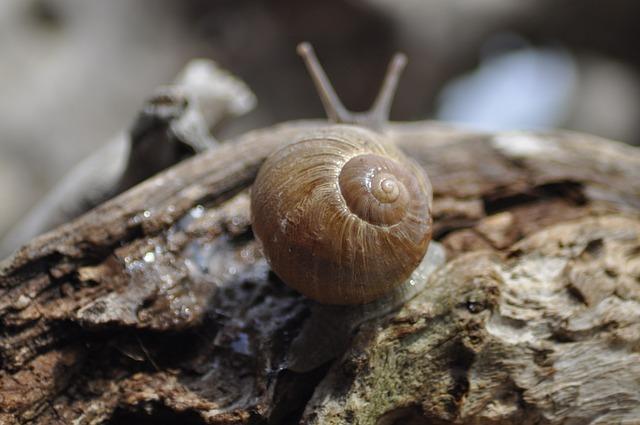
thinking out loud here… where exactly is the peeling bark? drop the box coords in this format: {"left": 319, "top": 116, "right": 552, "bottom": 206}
{"left": 1, "top": 119, "right": 639, "bottom": 424}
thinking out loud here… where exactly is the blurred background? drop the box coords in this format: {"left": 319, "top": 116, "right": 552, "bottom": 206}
{"left": 2, "top": 0, "right": 640, "bottom": 242}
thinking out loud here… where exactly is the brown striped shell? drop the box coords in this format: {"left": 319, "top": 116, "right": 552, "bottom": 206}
{"left": 250, "top": 125, "right": 433, "bottom": 304}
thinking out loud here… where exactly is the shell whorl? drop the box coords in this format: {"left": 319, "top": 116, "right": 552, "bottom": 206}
{"left": 339, "top": 154, "right": 412, "bottom": 226}
{"left": 250, "top": 125, "right": 433, "bottom": 305}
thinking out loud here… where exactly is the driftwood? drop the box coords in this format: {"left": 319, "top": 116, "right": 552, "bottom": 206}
{"left": 1, "top": 117, "right": 640, "bottom": 424}
{"left": 0, "top": 59, "right": 256, "bottom": 257}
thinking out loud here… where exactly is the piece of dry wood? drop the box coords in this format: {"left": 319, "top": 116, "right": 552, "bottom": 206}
{"left": 1, "top": 120, "right": 639, "bottom": 424}
{"left": 0, "top": 58, "right": 256, "bottom": 258}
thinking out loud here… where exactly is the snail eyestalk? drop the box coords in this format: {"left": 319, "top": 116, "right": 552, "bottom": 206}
{"left": 297, "top": 42, "right": 407, "bottom": 130}
{"left": 369, "top": 53, "right": 407, "bottom": 126}
{"left": 297, "top": 42, "right": 351, "bottom": 124}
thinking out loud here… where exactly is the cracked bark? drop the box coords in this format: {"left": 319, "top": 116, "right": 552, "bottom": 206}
{"left": 1, "top": 119, "right": 639, "bottom": 424}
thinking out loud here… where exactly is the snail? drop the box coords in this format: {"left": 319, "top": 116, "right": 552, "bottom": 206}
{"left": 251, "top": 43, "right": 435, "bottom": 306}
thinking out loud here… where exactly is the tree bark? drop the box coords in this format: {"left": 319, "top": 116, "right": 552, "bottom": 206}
{"left": 1, "top": 120, "right": 639, "bottom": 424}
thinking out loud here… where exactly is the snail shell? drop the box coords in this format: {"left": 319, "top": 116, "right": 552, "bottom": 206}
{"left": 250, "top": 125, "right": 433, "bottom": 304}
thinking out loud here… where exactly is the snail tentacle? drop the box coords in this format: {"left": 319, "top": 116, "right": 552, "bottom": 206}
{"left": 296, "top": 42, "right": 350, "bottom": 124}
{"left": 296, "top": 42, "right": 407, "bottom": 130}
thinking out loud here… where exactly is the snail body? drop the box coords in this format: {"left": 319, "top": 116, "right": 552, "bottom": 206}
{"left": 251, "top": 125, "right": 432, "bottom": 304}
{"left": 251, "top": 43, "right": 434, "bottom": 305}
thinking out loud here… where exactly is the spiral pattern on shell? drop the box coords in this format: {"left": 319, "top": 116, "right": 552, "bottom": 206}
{"left": 251, "top": 125, "right": 433, "bottom": 304}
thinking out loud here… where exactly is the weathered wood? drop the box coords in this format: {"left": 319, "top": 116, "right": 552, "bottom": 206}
{"left": 0, "top": 58, "right": 256, "bottom": 257}
{"left": 1, "top": 119, "right": 639, "bottom": 424}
